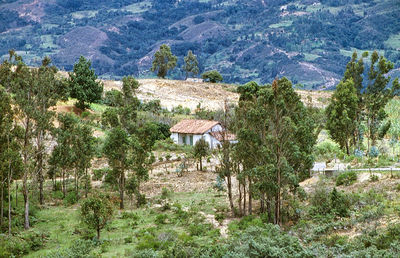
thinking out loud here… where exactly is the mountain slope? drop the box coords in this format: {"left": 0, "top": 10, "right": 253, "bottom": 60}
{"left": 0, "top": 0, "right": 399, "bottom": 89}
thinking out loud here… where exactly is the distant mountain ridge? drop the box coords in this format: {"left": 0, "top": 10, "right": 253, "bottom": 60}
{"left": 0, "top": 0, "right": 399, "bottom": 89}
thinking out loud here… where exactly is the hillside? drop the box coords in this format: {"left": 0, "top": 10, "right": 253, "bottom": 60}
{"left": 102, "top": 78, "right": 331, "bottom": 110}
{"left": 0, "top": 0, "right": 399, "bottom": 89}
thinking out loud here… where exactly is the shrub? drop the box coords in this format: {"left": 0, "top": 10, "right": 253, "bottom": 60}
{"left": 155, "top": 214, "right": 168, "bottom": 225}
{"left": 309, "top": 187, "right": 351, "bottom": 217}
{"left": 314, "top": 140, "right": 343, "bottom": 161}
{"left": 103, "top": 89, "right": 123, "bottom": 107}
{"left": 52, "top": 190, "right": 64, "bottom": 200}
{"left": 93, "top": 168, "right": 110, "bottom": 181}
{"left": 224, "top": 225, "right": 313, "bottom": 257}
{"left": 64, "top": 191, "right": 78, "bottom": 206}
{"left": 369, "top": 174, "right": 379, "bottom": 182}
{"left": 336, "top": 171, "right": 357, "bottom": 186}
{"left": 396, "top": 184, "right": 400, "bottom": 191}
{"left": 369, "top": 146, "right": 379, "bottom": 157}
{"left": 202, "top": 70, "right": 223, "bottom": 83}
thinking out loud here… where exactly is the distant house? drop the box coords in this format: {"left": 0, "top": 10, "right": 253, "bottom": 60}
{"left": 186, "top": 78, "right": 203, "bottom": 83}
{"left": 170, "top": 119, "right": 235, "bottom": 149}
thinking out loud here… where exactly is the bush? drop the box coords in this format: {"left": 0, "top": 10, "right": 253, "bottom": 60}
{"left": 64, "top": 191, "right": 78, "bottom": 206}
{"left": 310, "top": 187, "right": 351, "bottom": 217}
{"left": 314, "top": 140, "right": 344, "bottom": 161}
{"left": 155, "top": 214, "right": 168, "bottom": 225}
{"left": 103, "top": 89, "right": 123, "bottom": 107}
{"left": 52, "top": 190, "right": 64, "bottom": 200}
{"left": 336, "top": 171, "right": 357, "bottom": 186}
{"left": 224, "top": 225, "right": 313, "bottom": 257}
{"left": 161, "top": 187, "right": 171, "bottom": 199}
{"left": 369, "top": 146, "right": 380, "bottom": 157}
{"left": 92, "top": 168, "right": 110, "bottom": 181}
{"left": 369, "top": 174, "right": 379, "bottom": 182}
{"left": 202, "top": 70, "right": 223, "bottom": 83}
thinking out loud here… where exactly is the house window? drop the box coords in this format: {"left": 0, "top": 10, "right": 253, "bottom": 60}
{"left": 182, "top": 135, "right": 187, "bottom": 145}
{"left": 190, "top": 135, "right": 193, "bottom": 146}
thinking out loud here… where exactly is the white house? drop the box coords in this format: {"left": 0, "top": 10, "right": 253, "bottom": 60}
{"left": 170, "top": 119, "right": 235, "bottom": 149}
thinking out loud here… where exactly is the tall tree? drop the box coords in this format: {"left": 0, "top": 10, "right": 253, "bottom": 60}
{"left": 73, "top": 123, "right": 96, "bottom": 198}
{"left": 103, "top": 126, "right": 131, "bottom": 209}
{"left": 69, "top": 56, "right": 103, "bottom": 110}
{"left": 0, "top": 86, "right": 22, "bottom": 235}
{"left": 326, "top": 79, "right": 358, "bottom": 155}
{"left": 235, "top": 78, "right": 316, "bottom": 223}
{"left": 49, "top": 113, "right": 77, "bottom": 198}
{"left": 364, "top": 51, "right": 398, "bottom": 152}
{"left": 151, "top": 44, "right": 177, "bottom": 79}
{"left": 32, "top": 57, "right": 66, "bottom": 205}
{"left": 182, "top": 50, "right": 199, "bottom": 79}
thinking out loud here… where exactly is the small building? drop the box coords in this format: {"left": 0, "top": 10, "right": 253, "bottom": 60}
{"left": 186, "top": 78, "right": 204, "bottom": 83}
{"left": 170, "top": 119, "right": 235, "bottom": 149}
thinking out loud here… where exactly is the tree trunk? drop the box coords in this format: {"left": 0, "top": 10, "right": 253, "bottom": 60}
{"left": 97, "top": 227, "right": 100, "bottom": 240}
{"left": 1, "top": 181, "right": 3, "bottom": 228}
{"left": 8, "top": 175, "right": 12, "bottom": 236}
{"left": 38, "top": 131, "right": 44, "bottom": 205}
{"left": 248, "top": 178, "right": 252, "bottom": 215}
{"left": 8, "top": 153, "right": 12, "bottom": 236}
{"left": 62, "top": 170, "right": 66, "bottom": 198}
{"left": 238, "top": 183, "right": 242, "bottom": 217}
{"left": 345, "top": 141, "right": 350, "bottom": 155}
{"left": 226, "top": 175, "right": 234, "bottom": 215}
{"left": 267, "top": 196, "right": 272, "bottom": 223}
{"left": 85, "top": 167, "right": 88, "bottom": 198}
{"left": 260, "top": 192, "right": 265, "bottom": 214}
{"left": 23, "top": 180, "right": 30, "bottom": 229}
{"left": 243, "top": 180, "right": 247, "bottom": 216}
{"left": 119, "top": 172, "right": 125, "bottom": 209}
{"left": 199, "top": 157, "right": 202, "bottom": 171}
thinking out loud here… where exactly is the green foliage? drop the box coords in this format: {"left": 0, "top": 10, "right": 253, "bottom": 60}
{"left": 64, "top": 191, "right": 79, "bottom": 206}
{"left": 171, "top": 105, "right": 191, "bottom": 115}
{"left": 314, "top": 140, "right": 344, "bottom": 161}
{"left": 155, "top": 214, "right": 168, "bottom": 225}
{"left": 45, "top": 239, "right": 95, "bottom": 258}
{"left": 92, "top": 168, "right": 110, "bottom": 181}
{"left": 80, "top": 193, "right": 114, "bottom": 239}
{"left": 151, "top": 44, "right": 177, "bottom": 78}
{"left": 224, "top": 225, "right": 313, "bottom": 257}
{"left": 326, "top": 79, "right": 358, "bottom": 154}
{"left": 69, "top": 56, "right": 103, "bottom": 110}
{"left": 193, "top": 138, "right": 209, "bottom": 171}
{"left": 202, "top": 70, "right": 223, "bottom": 83}
{"left": 336, "top": 171, "right": 357, "bottom": 186}
{"left": 103, "top": 89, "right": 123, "bottom": 107}
{"left": 370, "top": 174, "right": 379, "bottom": 182}
{"left": 182, "top": 50, "right": 199, "bottom": 79}
{"left": 310, "top": 187, "right": 351, "bottom": 217}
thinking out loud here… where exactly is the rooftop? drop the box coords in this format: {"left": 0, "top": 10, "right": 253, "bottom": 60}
{"left": 170, "top": 119, "right": 220, "bottom": 134}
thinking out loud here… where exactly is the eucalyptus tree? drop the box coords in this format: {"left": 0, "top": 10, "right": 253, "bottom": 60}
{"left": 102, "top": 76, "right": 156, "bottom": 208}
{"left": 326, "top": 80, "right": 358, "bottom": 155}
{"left": 49, "top": 113, "right": 78, "bottom": 198}
{"left": 364, "top": 51, "right": 399, "bottom": 152}
{"left": 235, "top": 78, "right": 316, "bottom": 224}
{"left": 151, "top": 44, "right": 177, "bottom": 78}
{"left": 183, "top": 50, "right": 199, "bottom": 79}
{"left": 0, "top": 86, "right": 22, "bottom": 235}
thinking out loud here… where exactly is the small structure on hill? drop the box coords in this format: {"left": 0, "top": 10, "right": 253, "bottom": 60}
{"left": 186, "top": 78, "right": 203, "bottom": 83}
{"left": 170, "top": 119, "right": 235, "bottom": 149}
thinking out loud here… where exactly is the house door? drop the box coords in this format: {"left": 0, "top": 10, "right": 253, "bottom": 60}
{"left": 182, "top": 135, "right": 187, "bottom": 145}
{"left": 190, "top": 135, "right": 193, "bottom": 145}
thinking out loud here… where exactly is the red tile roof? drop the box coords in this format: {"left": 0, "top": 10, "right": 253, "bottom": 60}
{"left": 170, "top": 119, "right": 220, "bottom": 134}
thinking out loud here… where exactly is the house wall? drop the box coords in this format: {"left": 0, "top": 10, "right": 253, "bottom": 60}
{"left": 171, "top": 133, "right": 179, "bottom": 144}
{"left": 171, "top": 124, "right": 224, "bottom": 148}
